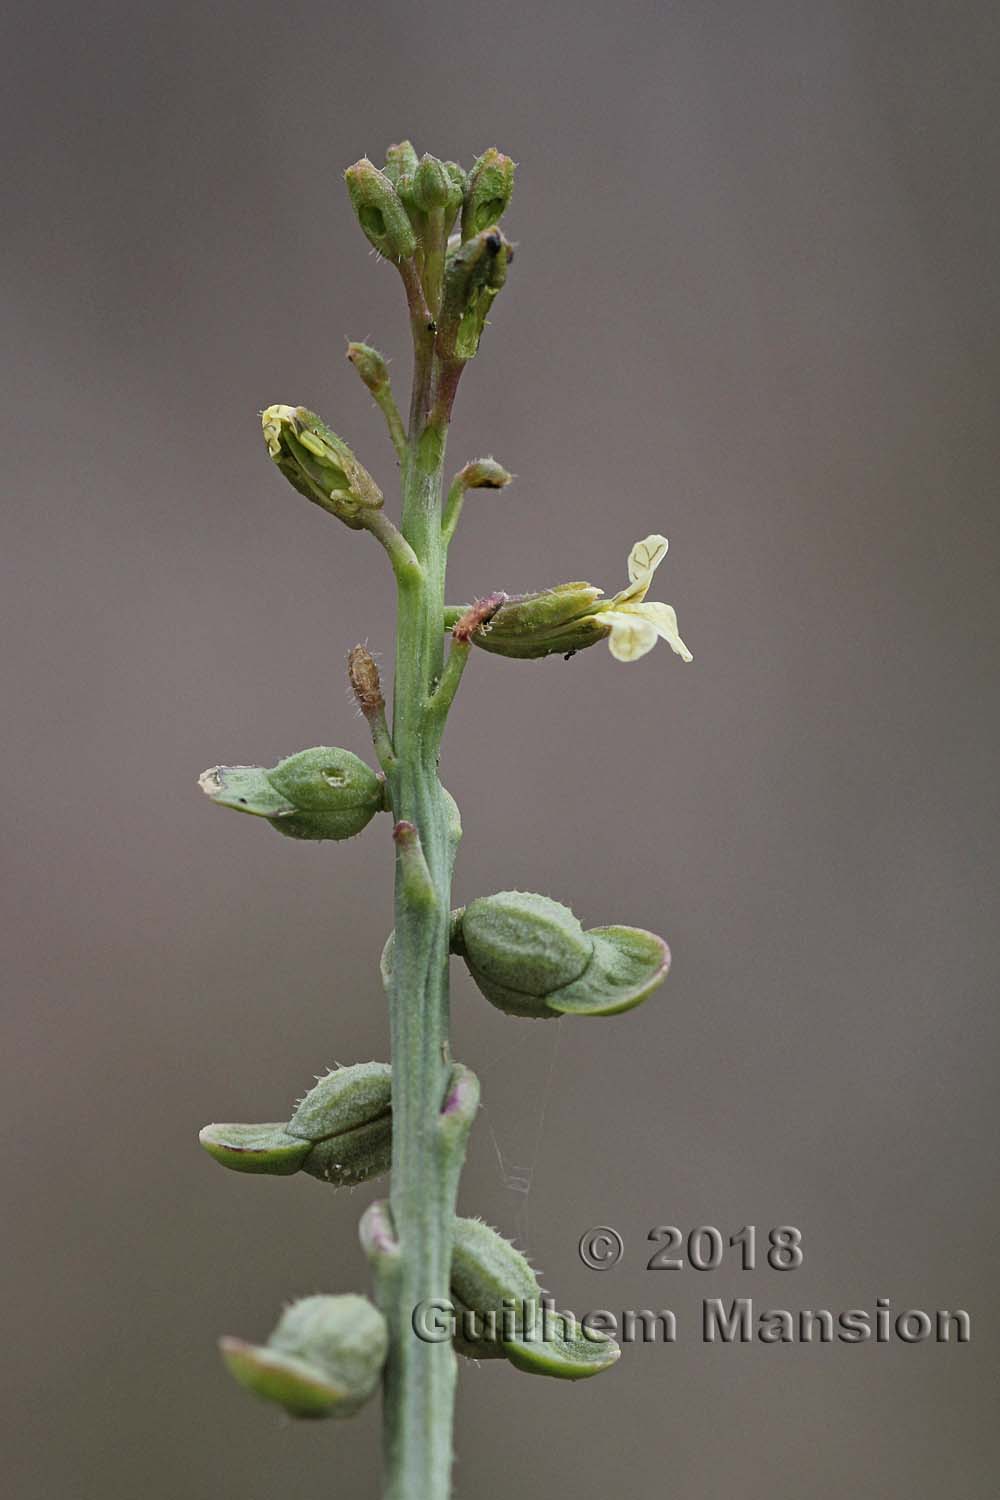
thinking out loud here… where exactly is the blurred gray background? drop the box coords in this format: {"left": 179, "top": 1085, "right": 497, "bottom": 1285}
{"left": 3, "top": 1, "right": 998, "bottom": 1496}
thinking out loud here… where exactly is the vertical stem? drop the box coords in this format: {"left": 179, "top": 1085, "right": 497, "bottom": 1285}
{"left": 380, "top": 363, "right": 465, "bottom": 1497}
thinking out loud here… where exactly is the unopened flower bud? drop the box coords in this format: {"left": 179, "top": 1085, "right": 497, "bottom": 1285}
{"left": 438, "top": 227, "right": 511, "bottom": 361}
{"left": 461, "top": 148, "right": 515, "bottom": 240}
{"left": 453, "top": 891, "right": 670, "bottom": 1018}
{"left": 458, "top": 457, "right": 512, "bottom": 490}
{"left": 382, "top": 140, "right": 418, "bottom": 185}
{"left": 444, "top": 161, "right": 467, "bottom": 197}
{"left": 410, "top": 153, "right": 451, "bottom": 212}
{"left": 346, "top": 643, "right": 384, "bottom": 718}
{"left": 443, "top": 161, "right": 466, "bottom": 229}
{"left": 199, "top": 746, "right": 385, "bottom": 841}
{"left": 346, "top": 341, "right": 390, "bottom": 398}
{"left": 220, "top": 1293, "right": 387, "bottom": 1419}
{"left": 461, "top": 582, "right": 607, "bottom": 659}
{"left": 261, "top": 405, "right": 383, "bottom": 530}
{"left": 200, "top": 1061, "right": 393, "bottom": 1187}
{"left": 345, "top": 158, "right": 417, "bottom": 260}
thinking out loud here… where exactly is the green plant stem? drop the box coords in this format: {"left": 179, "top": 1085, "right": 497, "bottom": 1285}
{"left": 427, "top": 640, "right": 470, "bottom": 727}
{"left": 440, "top": 473, "right": 466, "bottom": 546}
{"left": 380, "top": 366, "right": 467, "bottom": 1498}
{"left": 375, "top": 388, "right": 408, "bottom": 464}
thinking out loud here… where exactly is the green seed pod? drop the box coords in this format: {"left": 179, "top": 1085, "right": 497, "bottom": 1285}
{"left": 451, "top": 1296, "right": 509, "bottom": 1360}
{"left": 449, "top": 1217, "right": 621, "bottom": 1379}
{"left": 288, "top": 1061, "right": 392, "bottom": 1186}
{"left": 198, "top": 1122, "right": 313, "bottom": 1176}
{"left": 344, "top": 158, "right": 417, "bottom": 260}
{"left": 451, "top": 1216, "right": 541, "bottom": 1328}
{"left": 458, "top": 893, "right": 592, "bottom": 1016}
{"left": 382, "top": 140, "right": 419, "bottom": 186}
{"left": 220, "top": 1293, "right": 387, "bottom": 1420}
{"left": 453, "top": 891, "right": 671, "bottom": 1018}
{"left": 463, "top": 582, "right": 607, "bottom": 659}
{"left": 504, "top": 1311, "right": 621, "bottom": 1381}
{"left": 199, "top": 1061, "right": 393, "bottom": 1187}
{"left": 438, "top": 227, "right": 511, "bottom": 362}
{"left": 199, "top": 747, "right": 385, "bottom": 841}
{"left": 261, "top": 405, "right": 383, "bottom": 530}
{"left": 461, "top": 148, "right": 515, "bottom": 240}
{"left": 288, "top": 1060, "right": 391, "bottom": 1139}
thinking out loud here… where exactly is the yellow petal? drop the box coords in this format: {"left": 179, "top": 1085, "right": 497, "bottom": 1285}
{"left": 602, "top": 610, "right": 659, "bottom": 662}
{"left": 628, "top": 534, "right": 669, "bottom": 585}
{"left": 613, "top": 534, "right": 670, "bottom": 606}
{"left": 634, "top": 601, "right": 693, "bottom": 662}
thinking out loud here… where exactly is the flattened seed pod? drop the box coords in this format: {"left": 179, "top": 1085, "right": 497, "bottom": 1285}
{"left": 450, "top": 1217, "right": 621, "bottom": 1379}
{"left": 453, "top": 891, "right": 670, "bottom": 1018}
{"left": 199, "top": 1061, "right": 392, "bottom": 1187}
{"left": 199, "top": 746, "right": 385, "bottom": 842}
{"left": 289, "top": 1062, "right": 393, "bottom": 1186}
{"left": 456, "top": 892, "right": 593, "bottom": 1018}
{"left": 451, "top": 1216, "right": 541, "bottom": 1328}
{"left": 220, "top": 1294, "right": 387, "bottom": 1419}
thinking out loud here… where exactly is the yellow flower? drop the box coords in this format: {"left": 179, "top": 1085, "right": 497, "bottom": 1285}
{"left": 597, "top": 535, "right": 693, "bottom": 663}
{"left": 455, "top": 532, "right": 692, "bottom": 663}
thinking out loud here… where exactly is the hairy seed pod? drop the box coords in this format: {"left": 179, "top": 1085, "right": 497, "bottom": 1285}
{"left": 453, "top": 891, "right": 671, "bottom": 1018}
{"left": 455, "top": 892, "right": 592, "bottom": 1016}
{"left": 200, "top": 1061, "right": 393, "bottom": 1186}
{"left": 220, "top": 1294, "right": 387, "bottom": 1419}
{"left": 451, "top": 1216, "right": 541, "bottom": 1326}
{"left": 199, "top": 747, "right": 385, "bottom": 842}
{"left": 449, "top": 1217, "right": 621, "bottom": 1378}
{"left": 288, "top": 1062, "right": 392, "bottom": 1185}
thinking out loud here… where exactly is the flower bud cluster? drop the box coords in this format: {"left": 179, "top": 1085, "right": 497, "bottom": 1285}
{"left": 348, "top": 143, "right": 513, "bottom": 259}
